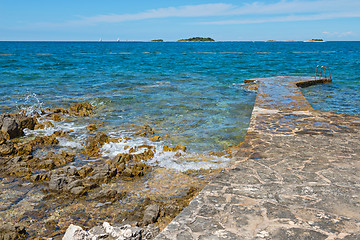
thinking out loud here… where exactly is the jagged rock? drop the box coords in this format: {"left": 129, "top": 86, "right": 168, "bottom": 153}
{"left": 48, "top": 174, "right": 70, "bottom": 191}
{"left": 86, "top": 124, "right": 97, "bottom": 133}
{"left": 135, "top": 124, "right": 155, "bottom": 136}
{"left": 18, "top": 115, "right": 38, "bottom": 130}
{"left": 83, "top": 132, "right": 109, "bottom": 156}
{"left": 163, "top": 144, "right": 187, "bottom": 152}
{"left": 69, "top": 102, "right": 95, "bottom": 117}
{"left": 1, "top": 115, "right": 22, "bottom": 139}
{"left": 78, "top": 165, "right": 94, "bottom": 178}
{"left": 0, "top": 113, "right": 38, "bottom": 139}
{"left": 95, "top": 189, "right": 127, "bottom": 203}
{"left": 0, "top": 140, "right": 14, "bottom": 156}
{"left": 0, "top": 131, "right": 5, "bottom": 145}
{"left": 62, "top": 224, "right": 94, "bottom": 240}
{"left": 84, "top": 222, "right": 159, "bottom": 240}
{"left": 149, "top": 135, "right": 161, "bottom": 142}
{"left": 143, "top": 204, "right": 160, "bottom": 226}
{"left": 0, "top": 223, "right": 28, "bottom": 240}
{"left": 70, "top": 186, "right": 86, "bottom": 196}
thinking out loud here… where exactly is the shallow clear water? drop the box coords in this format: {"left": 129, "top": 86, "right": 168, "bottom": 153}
{"left": 1, "top": 41, "right": 359, "bottom": 158}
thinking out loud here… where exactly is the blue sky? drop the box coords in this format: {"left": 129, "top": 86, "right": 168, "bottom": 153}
{"left": 1, "top": 0, "right": 359, "bottom": 41}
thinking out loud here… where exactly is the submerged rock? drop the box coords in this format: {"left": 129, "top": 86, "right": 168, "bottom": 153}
{"left": 0, "top": 223, "right": 28, "bottom": 240}
{"left": 143, "top": 204, "right": 160, "bottom": 226}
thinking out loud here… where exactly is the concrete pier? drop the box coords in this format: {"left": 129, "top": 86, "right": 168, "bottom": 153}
{"left": 156, "top": 76, "right": 360, "bottom": 239}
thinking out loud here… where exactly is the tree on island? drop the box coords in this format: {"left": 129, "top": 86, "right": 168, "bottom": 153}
{"left": 177, "top": 37, "right": 215, "bottom": 42}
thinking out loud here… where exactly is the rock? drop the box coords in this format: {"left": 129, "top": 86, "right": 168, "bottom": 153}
{"left": 149, "top": 135, "right": 161, "bottom": 142}
{"left": 95, "top": 189, "right": 127, "bottom": 203}
{"left": 64, "top": 222, "right": 159, "bottom": 240}
{"left": 48, "top": 174, "right": 69, "bottom": 191}
{"left": 143, "top": 204, "right": 160, "bottom": 226}
{"left": 86, "top": 124, "right": 97, "bottom": 133}
{"left": 83, "top": 132, "right": 109, "bottom": 156}
{"left": 0, "top": 131, "right": 5, "bottom": 145}
{"left": 1, "top": 116, "right": 22, "bottom": 139}
{"left": 66, "top": 179, "right": 83, "bottom": 190}
{"left": 78, "top": 166, "right": 93, "bottom": 178}
{"left": 62, "top": 224, "right": 94, "bottom": 240}
{"left": 88, "top": 225, "right": 108, "bottom": 238}
{"left": 163, "top": 144, "right": 187, "bottom": 152}
{"left": 175, "top": 144, "right": 186, "bottom": 152}
{"left": 0, "top": 223, "right": 28, "bottom": 240}
{"left": 70, "top": 186, "right": 86, "bottom": 196}
{"left": 0, "top": 140, "right": 14, "bottom": 156}
{"left": 18, "top": 115, "right": 38, "bottom": 130}
{"left": 69, "top": 102, "right": 95, "bottom": 117}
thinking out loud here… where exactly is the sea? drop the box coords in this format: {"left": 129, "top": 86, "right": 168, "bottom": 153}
{"left": 1, "top": 41, "right": 359, "bottom": 159}
{"left": 0, "top": 41, "right": 359, "bottom": 236}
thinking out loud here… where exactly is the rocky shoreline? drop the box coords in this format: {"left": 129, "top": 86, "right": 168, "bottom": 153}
{"left": 0, "top": 102, "right": 224, "bottom": 239}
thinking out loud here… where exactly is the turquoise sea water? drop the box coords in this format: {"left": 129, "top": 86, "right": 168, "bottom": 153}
{"left": 0, "top": 41, "right": 359, "bottom": 160}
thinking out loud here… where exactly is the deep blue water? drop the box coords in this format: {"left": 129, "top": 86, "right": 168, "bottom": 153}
{"left": 0, "top": 41, "right": 359, "bottom": 153}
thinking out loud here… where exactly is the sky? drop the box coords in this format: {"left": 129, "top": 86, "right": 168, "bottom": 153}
{"left": 1, "top": 0, "right": 359, "bottom": 41}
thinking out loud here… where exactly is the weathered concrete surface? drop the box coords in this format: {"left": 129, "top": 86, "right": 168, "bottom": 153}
{"left": 156, "top": 76, "right": 360, "bottom": 239}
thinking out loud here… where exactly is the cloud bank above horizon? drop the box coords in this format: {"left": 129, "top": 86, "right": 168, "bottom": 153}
{"left": 1, "top": 0, "right": 359, "bottom": 41}
{"left": 41, "top": 0, "right": 360, "bottom": 27}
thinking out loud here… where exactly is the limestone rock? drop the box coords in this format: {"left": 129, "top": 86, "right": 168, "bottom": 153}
{"left": 0, "top": 223, "right": 28, "bottom": 240}
{"left": 62, "top": 224, "right": 94, "bottom": 240}
{"left": 83, "top": 132, "right": 109, "bottom": 156}
{"left": 0, "top": 140, "right": 14, "bottom": 156}
{"left": 69, "top": 102, "right": 95, "bottom": 117}
{"left": 1, "top": 115, "right": 21, "bottom": 139}
{"left": 143, "top": 204, "right": 160, "bottom": 226}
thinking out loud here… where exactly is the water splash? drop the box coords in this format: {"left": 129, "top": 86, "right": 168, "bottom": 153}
{"left": 17, "top": 92, "right": 43, "bottom": 116}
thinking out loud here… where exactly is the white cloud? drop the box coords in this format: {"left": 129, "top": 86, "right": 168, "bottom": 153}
{"left": 31, "top": 0, "right": 360, "bottom": 28}
{"left": 74, "top": 3, "right": 235, "bottom": 25}
{"left": 322, "top": 31, "right": 355, "bottom": 37}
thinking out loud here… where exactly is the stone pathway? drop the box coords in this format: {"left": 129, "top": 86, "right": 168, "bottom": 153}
{"left": 155, "top": 76, "right": 360, "bottom": 240}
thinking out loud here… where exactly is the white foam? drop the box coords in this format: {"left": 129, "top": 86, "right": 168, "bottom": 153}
{"left": 100, "top": 133, "right": 231, "bottom": 172}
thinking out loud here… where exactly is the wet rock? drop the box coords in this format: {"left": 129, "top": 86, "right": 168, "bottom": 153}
{"left": 163, "top": 144, "right": 187, "bottom": 152}
{"left": 95, "top": 189, "right": 127, "bottom": 203}
{"left": 0, "top": 140, "right": 14, "bottom": 156}
{"left": 0, "top": 223, "right": 28, "bottom": 240}
{"left": 18, "top": 115, "right": 38, "bottom": 130}
{"left": 70, "top": 186, "right": 86, "bottom": 196}
{"left": 86, "top": 124, "right": 97, "bottom": 133}
{"left": 29, "top": 132, "right": 61, "bottom": 147}
{"left": 83, "top": 132, "right": 109, "bottom": 156}
{"left": 78, "top": 165, "right": 94, "bottom": 178}
{"left": 31, "top": 173, "right": 49, "bottom": 182}
{"left": 48, "top": 174, "right": 69, "bottom": 191}
{"left": 0, "top": 113, "right": 38, "bottom": 139}
{"left": 143, "top": 204, "right": 160, "bottom": 226}
{"left": 66, "top": 179, "right": 83, "bottom": 190}
{"left": 69, "top": 102, "right": 95, "bottom": 117}
{"left": 36, "top": 159, "right": 56, "bottom": 170}
{"left": 135, "top": 124, "right": 155, "bottom": 136}
{"left": 0, "top": 115, "right": 22, "bottom": 139}
{"left": 149, "top": 135, "right": 161, "bottom": 142}
{"left": 63, "top": 224, "right": 94, "bottom": 240}
{"left": 0, "top": 131, "right": 5, "bottom": 145}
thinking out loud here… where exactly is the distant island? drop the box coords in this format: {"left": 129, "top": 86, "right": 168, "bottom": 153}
{"left": 177, "top": 37, "right": 215, "bottom": 42}
{"left": 304, "top": 39, "right": 326, "bottom": 42}
{"left": 150, "top": 39, "right": 164, "bottom": 42}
